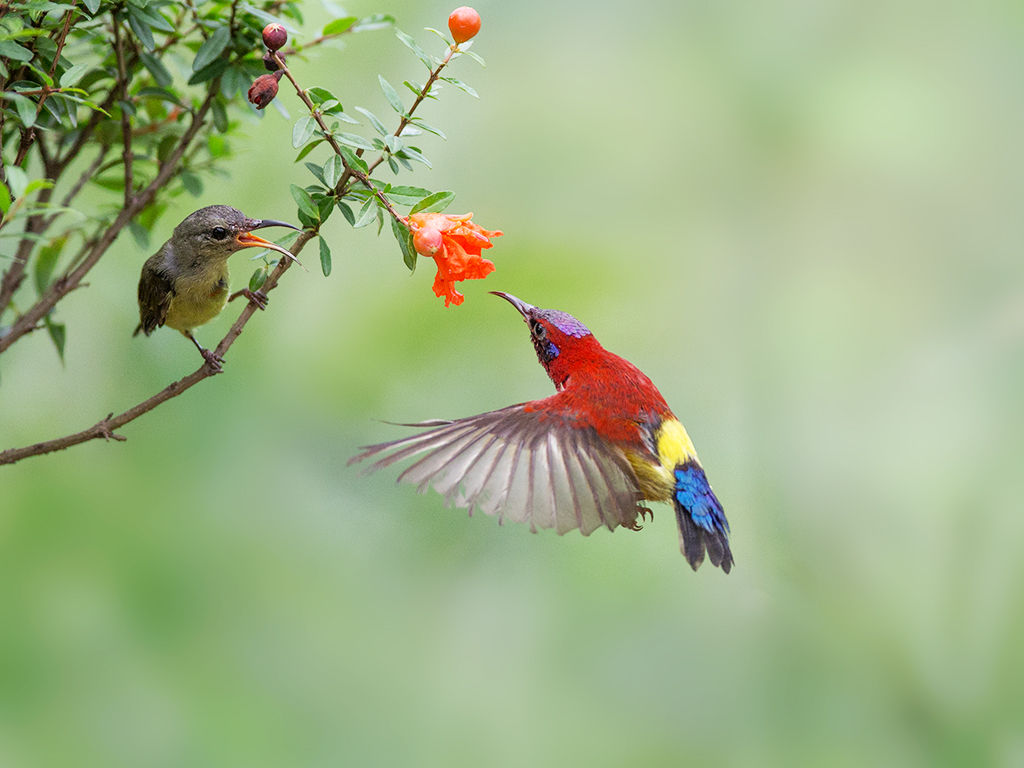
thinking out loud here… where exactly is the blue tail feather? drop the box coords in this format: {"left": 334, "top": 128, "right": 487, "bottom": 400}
{"left": 674, "top": 462, "right": 733, "bottom": 573}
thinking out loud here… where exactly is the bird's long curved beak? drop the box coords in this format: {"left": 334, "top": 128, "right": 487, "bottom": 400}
{"left": 236, "top": 230, "right": 305, "bottom": 270}
{"left": 490, "top": 291, "right": 536, "bottom": 320}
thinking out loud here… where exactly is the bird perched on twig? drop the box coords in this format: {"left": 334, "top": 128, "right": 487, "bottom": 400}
{"left": 134, "top": 205, "right": 299, "bottom": 371}
{"left": 350, "top": 292, "right": 733, "bottom": 572}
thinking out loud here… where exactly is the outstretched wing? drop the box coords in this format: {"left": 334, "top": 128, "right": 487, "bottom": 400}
{"left": 134, "top": 255, "right": 175, "bottom": 337}
{"left": 349, "top": 405, "right": 646, "bottom": 535}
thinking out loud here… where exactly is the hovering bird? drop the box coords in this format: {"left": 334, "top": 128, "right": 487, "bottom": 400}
{"left": 135, "top": 205, "right": 298, "bottom": 370}
{"left": 350, "top": 292, "right": 733, "bottom": 572}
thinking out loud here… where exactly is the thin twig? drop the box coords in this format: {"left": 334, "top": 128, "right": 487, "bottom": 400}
{"left": 112, "top": 15, "right": 134, "bottom": 208}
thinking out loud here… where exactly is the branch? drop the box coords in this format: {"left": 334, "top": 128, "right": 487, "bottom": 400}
{"left": 0, "top": 230, "right": 316, "bottom": 466}
{"left": 0, "top": 86, "right": 219, "bottom": 355}
{"left": 112, "top": 14, "right": 134, "bottom": 208}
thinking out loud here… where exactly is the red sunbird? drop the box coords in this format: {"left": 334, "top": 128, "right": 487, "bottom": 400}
{"left": 350, "top": 292, "right": 733, "bottom": 572}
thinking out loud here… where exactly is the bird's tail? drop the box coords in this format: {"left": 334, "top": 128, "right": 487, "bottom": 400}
{"left": 673, "top": 461, "right": 733, "bottom": 573}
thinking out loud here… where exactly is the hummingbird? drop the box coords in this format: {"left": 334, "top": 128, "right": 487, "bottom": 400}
{"left": 134, "top": 205, "right": 299, "bottom": 370}
{"left": 350, "top": 292, "right": 733, "bottom": 572}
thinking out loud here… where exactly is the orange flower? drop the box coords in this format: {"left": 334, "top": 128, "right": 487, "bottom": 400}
{"left": 408, "top": 211, "right": 502, "bottom": 307}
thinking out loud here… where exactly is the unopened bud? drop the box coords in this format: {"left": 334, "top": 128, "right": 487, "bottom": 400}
{"left": 248, "top": 71, "right": 283, "bottom": 110}
{"left": 413, "top": 226, "right": 444, "bottom": 257}
{"left": 263, "top": 51, "right": 284, "bottom": 71}
{"left": 262, "top": 23, "right": 288, "bottom": 52}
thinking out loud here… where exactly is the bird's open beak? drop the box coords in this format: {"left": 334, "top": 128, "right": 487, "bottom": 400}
{"left": 490, "top": 291, "right": 536, "bottom": 321}
{"left": 236, "top": 230, "right": 304, "bottom": 269}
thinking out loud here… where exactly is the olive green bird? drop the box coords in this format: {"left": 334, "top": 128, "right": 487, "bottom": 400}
{"left": 134, "top": 205, "right": 298, "bottom": 370}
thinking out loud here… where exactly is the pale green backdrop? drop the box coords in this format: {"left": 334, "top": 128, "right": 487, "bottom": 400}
{"left": 3, "top": 0, "right": 1024, "bottom": 766}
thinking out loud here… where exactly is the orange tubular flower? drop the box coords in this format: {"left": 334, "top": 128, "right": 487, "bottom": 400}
{"left": 409, "top": 212, "right": 503, "bottom": 307}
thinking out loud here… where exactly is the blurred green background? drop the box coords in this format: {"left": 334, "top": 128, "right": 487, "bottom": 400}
{"left": 3, "top": 0, "right": 1024, "bottom": 765}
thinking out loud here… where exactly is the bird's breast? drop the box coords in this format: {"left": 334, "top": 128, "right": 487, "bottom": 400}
{"left": 163, "top": 264, "right": 230, "bottom": 332}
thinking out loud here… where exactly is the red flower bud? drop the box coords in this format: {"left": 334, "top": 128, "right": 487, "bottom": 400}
{"left": 447, "top": 7, "right": 481, "bottom": 44}
{"left": 262, "top": 23, "right": 288, "bottom": 52}
{"left": 248, "top": 71, "right": 282, "bottom": 110}
{"left": 413, "top": 226, "right": 444, "bottom": 257}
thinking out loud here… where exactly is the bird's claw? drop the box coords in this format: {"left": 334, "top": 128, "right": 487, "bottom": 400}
{"left": 625, "top": 507, "right": 654, "bottom": 532}
{"left": 229, "top": 288, "right": 269, "bottom": 310}
{"left": 201, "top": 348, "right": 224, "bottom": 373}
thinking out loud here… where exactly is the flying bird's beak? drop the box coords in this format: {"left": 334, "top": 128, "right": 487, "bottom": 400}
{"left": 236, "top": 227, "right": 306, "bottom": 270}
{"left": 490, "top": 291, "right": 536, "bottom": 321}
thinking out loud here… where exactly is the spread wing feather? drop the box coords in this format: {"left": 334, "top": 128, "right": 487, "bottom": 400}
{"left": 349, "top": 405, "right": 644, "bottom": 535}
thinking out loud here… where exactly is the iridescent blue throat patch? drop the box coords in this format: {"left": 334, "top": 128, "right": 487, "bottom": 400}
{"left": 540, "top": 309, "right": 591, "bottom": 339}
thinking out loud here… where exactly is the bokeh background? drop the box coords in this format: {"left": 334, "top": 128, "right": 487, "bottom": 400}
{"left": 3, "top": 0, "right": 1024, "bottom": 765}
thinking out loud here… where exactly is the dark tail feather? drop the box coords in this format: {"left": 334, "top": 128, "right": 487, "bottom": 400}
{"left": 673, "top": 461, "right": 733, "bottom": 573}
{"left": 675, "top": 500, "right": 733, "bottom": 573}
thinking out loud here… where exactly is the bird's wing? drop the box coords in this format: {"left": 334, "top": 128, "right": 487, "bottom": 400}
{"left": 349, "top": 405, "right": 645, "bottom": 535}
{"left": 135, "top": 256, "right": 175, "bottom": 337}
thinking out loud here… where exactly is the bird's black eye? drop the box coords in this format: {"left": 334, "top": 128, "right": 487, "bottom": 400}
{"left": 210, "top": 226, "right": 229, "bottom": 240}
{"left": 531, "top": 322, "right": 547, "bottom": 341}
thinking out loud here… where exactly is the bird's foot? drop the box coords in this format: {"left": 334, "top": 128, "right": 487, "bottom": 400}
{"left": 201, "top": 348, "right": 224, "bottom": 374}
{"left": 229, "top": 288, "right": 269, "bottom": 310}
{"left": 625, "top": 506, "right": 654, "bottom": 532}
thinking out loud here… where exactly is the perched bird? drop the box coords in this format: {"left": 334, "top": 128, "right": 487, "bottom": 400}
{"left": 135, "top": 205, "right": 298, "bottom": 370}
{"left": 351, "top": 292, "right": 733, "bottom": 572}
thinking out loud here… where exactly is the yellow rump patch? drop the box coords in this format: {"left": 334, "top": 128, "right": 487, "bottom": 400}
{"left": 656, "top": 418, "right": 698, "bottom": 470}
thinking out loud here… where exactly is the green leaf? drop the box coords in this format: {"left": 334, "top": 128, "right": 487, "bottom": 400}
{"left": 378, "top": 75, "right": 405, "bottom": 115}
{"left": 323, "top": 155, "right": 343, "bottom": 188}
{"left": 410, "top": 118, "right": 445, "bottom": 139}
{"left": 353, "top": 106, "right": 387, "bottom": 137}
{"left": 292, "top": 115, "right": 316, "bottom": 148}
{"left": 126, "top": 8, "right": 156, "bottom": 52}
{"left": 304, "top": 161, "right": 326, "bottom": 186}
{"left": 192, "top": 25, "right": 231, "bottom": 72}
{"left": 293, "top": 138, "right": 324, "bottom": 163}
{"left": 0, "top": 40, "right": 34, "bottom": 62}
{"left": 336, "top": 132, "right": 376, "bottom": 151}
{"left": 336, "top": 201, "right": 355, "bottom": 226}
{"left": 387, "top": 185, "right": 433, "bottom": 203}
{"left": 387, "top": 156, "right": 400, "bottom": 175}
{"left": 442, "top": 76, "right": 478, "bottom": 98}
{"left": 353, "top": 197, "right": 376, "bottom": 228}
{"left": 395, "top": 29, "right": 433, "bottom": 71}
{"left": 397, "top": 145, "right": 432, "bottom": 169}
{"left": 132, "top": 4, "right": 174, "bottom": 32}
{"left": 391, "top": 216, "right": 416, "bottom": 272}
{"left": 58, "top": 63, "right": 89, "bottom": 88}
{"left": 290, "top": 184, "right": 319, "bottom": 220}
{"left": 318, "top": 236, "right": 332, "bottom": 276}
{"left": 384, "top": 135, "right": 403, "bottom": 154}
{"left": 44, "top": 315, "right": 66, "bottom": 363}
{"left": 83, "top": 0, "right": 100, "bottom": 13}
{"left": 139, "top": 52, "right": 172, "bottom": 87}
{"left": 409, "top": 190, "right": 454, "bottom": 215}
{"left": 128, "top": 220, "right": 150, "bottom": 249}
{"left": 463, "top": 50, "right": 486, "bottom": 67}
{"left": 34, "top": 236, "right": 65, "bottom": 294}
{"left": 6, "top": 166, "right": 27, "bottom": 199}
{"left": 180, "top": 171, "right": 203, "bottom": 196}
{"left": 352, "top": 13, "right": 395, "bottom": 33}
{"left": 0, "top": 181, "right": 10, "bottom": 215}
{"left": 187, "top": 58, "right": 227, "bottom": 85}
{"left": 249, "top": 265, "right": 268, "bottom": 291}
{"left": 322, "top": 16, "right": 356, "bottom": 35}
{"left": 338, "top": 145, "right": 368, "bottom": 175}
{"left": 9, "top": 93, "right": 37, "bottom": 128}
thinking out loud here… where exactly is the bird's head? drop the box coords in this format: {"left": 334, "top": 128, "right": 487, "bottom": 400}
{"left": 172, "top": 205, "right": 299, "bottom": 263}
{"left": 491, "top": 292, "right": 597, "bottom": 389}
